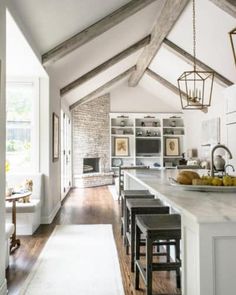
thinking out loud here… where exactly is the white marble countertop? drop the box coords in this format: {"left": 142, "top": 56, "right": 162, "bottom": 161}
{"left": 124, "top": 169, "right": 236, "bottom": 224}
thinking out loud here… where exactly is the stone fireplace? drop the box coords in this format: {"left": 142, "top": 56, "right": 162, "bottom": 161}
{"left": 72, "top": 94, "right": 113, "bottom": 188}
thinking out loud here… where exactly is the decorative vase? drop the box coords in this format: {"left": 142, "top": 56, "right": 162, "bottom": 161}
{"left": 214, "top": 155, "right": 225, "bottom": 171}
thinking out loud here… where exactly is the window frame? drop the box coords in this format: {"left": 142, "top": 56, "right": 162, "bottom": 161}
{"left": 6, "top": 77, "right": 40, "bottom": 173}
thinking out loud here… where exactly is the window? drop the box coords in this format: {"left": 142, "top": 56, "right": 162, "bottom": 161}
{"left": 6, "top": 79, "right": 39, "bottom": 173}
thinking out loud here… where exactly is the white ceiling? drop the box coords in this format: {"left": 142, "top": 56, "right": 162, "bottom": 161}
{"left": 167, "top": 0, "right": 236, "bottom": 84}
{"left": 8, "top": 0, "right": 130, "bottom": 53}
{"left": 6, "top": 11, "right": 47, "bottom": 77}
{"left": 6, "top": 0, "right": 236, "bottom": 108}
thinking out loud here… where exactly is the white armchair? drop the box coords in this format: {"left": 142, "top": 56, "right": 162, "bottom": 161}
{"left": 5, "top": 174, "right": 43, "bottom": 235}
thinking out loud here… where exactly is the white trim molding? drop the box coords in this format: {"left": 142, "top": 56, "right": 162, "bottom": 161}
{"left": 41, "top": 201, "right": 61, "bottom": 224}
{"left": 0, "top": 279, "right": 7, "bottom": 295}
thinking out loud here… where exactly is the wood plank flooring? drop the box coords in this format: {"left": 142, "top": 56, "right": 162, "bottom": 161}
{"left": 6, "top": 186, "right": 180, "bottom": 295}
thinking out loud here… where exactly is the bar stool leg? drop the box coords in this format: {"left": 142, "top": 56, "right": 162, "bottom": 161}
{"left": 125, "top": 206, "right": 129, "bottom": 251}
{"left": 146, "top": 234, "right": 153, "bottom": 295}
{"left": 130, "top": 210, "right": 136, "bottom": 272}
{"left": 175, "top": 238, "right": 181, "bottom": 289}
{"left": 135, "top": 224, "right": 141, "bottom": 290}
{"left": 166, "top": 240, "right": 170, "bottom": 263}
{"left": 123, "top": 197, "right": 127, "bottom": 245}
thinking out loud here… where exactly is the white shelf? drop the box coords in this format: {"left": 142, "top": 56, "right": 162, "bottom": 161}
{"left": 110, "top": 113, "right": 185, "bottom": 170}
{"left": 163, "top": 134, "right": 184, "bottom": 137}
{"left": 136, "top": 156, "right": 161, "bottom": 158}
{"left": 136, "top": 126, "right": 161, "bottom": 129}
{"left": 136, "top": 136, "right": 161, "bottom": 139}
{"left": 163, "top": 126, "right": 184, "bottom": 129}
{"left": 111, "top": 126, "right": 134, "bottom": 128}
{"left": 111, "top": 134, "right": 133, "bottom": 137}
{"left": 111, "top": 156, "right": 134, "bottom": 158}
{"left": 164, "top": 156, "right": 182, "bottom": 158}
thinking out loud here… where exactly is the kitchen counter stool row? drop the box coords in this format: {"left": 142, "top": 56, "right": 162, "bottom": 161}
{"left": 120, "top": 189, "right": 181, "bottom": 294}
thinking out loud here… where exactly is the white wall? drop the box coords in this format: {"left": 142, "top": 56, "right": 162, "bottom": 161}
{"left": 0, "top": 2, "right": 7, "bottom": 294}
{"left": 45, "top": 74, "right": 61, "bottom": 223}
{"left": 183, "top": 83, "right": 228, "bottom": 159}
{"left": 110, "top": 81, "right": 180, "bottom": 113}
{"left": 5, "top": 10, "right": 62, "bottom": 224}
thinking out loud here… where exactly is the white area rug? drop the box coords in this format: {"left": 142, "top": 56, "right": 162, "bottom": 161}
{"left": 20, "top": 225, "right": 124, "bottom": 295}
{"left": 108, "top": 185, "right": 119, "bottom": 201}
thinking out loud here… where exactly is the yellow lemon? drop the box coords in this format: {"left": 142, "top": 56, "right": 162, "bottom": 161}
{"left": 223, "top": 175, "right": 233, "bottom": 186}
{"left": 212, "top": 177, "right": 223, "bottom": 186}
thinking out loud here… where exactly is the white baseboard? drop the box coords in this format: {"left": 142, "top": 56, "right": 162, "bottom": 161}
{"left": 0, "top": 279, "right": 7, "bottom": 295}
{"left": 41, "top": 201, "right": 61, "bottom": 224}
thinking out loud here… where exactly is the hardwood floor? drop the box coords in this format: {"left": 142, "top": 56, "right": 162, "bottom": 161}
{"left": 6, "top": 186, "right": 180, "bottom": 295}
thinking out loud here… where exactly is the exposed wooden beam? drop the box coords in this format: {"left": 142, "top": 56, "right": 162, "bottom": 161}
{"left": 42, "top": 0, "right": 157, "bottom": 66}
{"left": 145, "top": 68, "right": 208, "bottom": 113}
{"left": 70, "top": 66, "right": 136, "bottom": 110}
{"left": 209, "top": 0, "right": 236, "bottom": 19}
{"left": 163, "top": 38, "right": 234, "bottom": 87}
{"left": 61, "top": 35, "right": 151, "bottom": 96}
{"left": 128, "top": 0, "right": 189, "bottom": 87}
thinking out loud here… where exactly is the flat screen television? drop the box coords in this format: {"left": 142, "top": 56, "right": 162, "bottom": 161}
{"left": 136, "top": 138, "right": 161, "bottom": 156}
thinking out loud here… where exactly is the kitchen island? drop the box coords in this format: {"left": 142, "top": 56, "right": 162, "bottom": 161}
{"left": 124, "top": 169, "right": 236, "bottom": 295}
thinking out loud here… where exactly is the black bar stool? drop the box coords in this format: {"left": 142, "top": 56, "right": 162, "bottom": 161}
{"left": 125, "top": 198, "right": 170, "bottom": 272}
{"left": 120, "top": 190, "right": 155, "bottom": 236}
{"left": 135, "top": 214, "right": 181, "bottom": 295}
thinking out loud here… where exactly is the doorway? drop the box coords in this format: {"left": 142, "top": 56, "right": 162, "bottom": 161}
{"left": 61, "top": 111, "right": 72, "bottom": 201}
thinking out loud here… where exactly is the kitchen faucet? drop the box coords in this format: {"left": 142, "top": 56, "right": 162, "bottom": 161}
{"left": 210, "top": 144, "right": 233, "bottom": 177}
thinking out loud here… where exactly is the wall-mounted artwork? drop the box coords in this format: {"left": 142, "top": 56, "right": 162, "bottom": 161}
{"left": 165, "top": 137, "right": 180, "bottom": 156}
{"left": 114, "top": 137, "right": 129, "bottom": 156}
{"left": 52, "top": 112, "right": 59, "bottom": 161}
{"left": 201, "top": 117, "right": 220, "bottom": 146}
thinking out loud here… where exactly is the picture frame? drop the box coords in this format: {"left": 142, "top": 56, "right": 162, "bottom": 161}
{"left": 165, "top": 137, "right": 180, "bottom": 156}
{"left": 52, "top": 112, "right": 59, "bottom": 161}
{"left": 114, "top": 137, "right": 129, "bottom": 156}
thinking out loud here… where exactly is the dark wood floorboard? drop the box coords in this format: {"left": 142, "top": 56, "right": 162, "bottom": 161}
{"left": 6, "top": 186, "right": 180, "bottom": 295}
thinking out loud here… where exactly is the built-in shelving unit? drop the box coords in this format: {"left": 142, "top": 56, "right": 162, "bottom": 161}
{"left": 110, "top": 113, "right": 185, "bottom": 173}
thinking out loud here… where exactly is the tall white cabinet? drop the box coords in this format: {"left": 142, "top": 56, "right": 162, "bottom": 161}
{"left": 110, "top": 113, "right": 185, "bottom": 173}
{"left": 226, "top": 85, "right": 236, "bottom": 169}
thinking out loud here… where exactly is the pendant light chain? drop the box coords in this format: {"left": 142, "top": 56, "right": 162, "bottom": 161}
{"left": 193, "top": 0, "right": 196, "bottom": 71}
{"left": 177, "top": 0, "right": 214, "bottom": 110}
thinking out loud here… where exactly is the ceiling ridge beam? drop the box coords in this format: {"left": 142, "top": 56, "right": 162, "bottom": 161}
{"left": 145, "top": 68, "right": 208, "bottom": 113}
{"left": 163, "top": 38, "right": 234, "bottom": 87}
{"left": 128, "top": 0, "right": 189, "bottom": 87}
{"left": 42, "top": 0, "right": 157, "bottom": 66}
{"left": 70, "top": 66, "right": 136, "bottom": 110}
{"left": 209, "top": 0, "right": 236, "bottom": 19}
{"left": 61, "top": 35, "right": 151, "bottom": 97}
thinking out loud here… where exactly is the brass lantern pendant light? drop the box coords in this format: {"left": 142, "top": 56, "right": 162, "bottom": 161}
{"left": 229, "top": 28, "right": 236, "bottom": 66}
{"left": 177, "top": 0, "right": 214, "bottom": 110}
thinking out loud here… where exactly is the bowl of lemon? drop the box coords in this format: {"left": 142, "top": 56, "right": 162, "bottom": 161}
{"left": 169, "top": 171, "right": 236, "bottom": 192}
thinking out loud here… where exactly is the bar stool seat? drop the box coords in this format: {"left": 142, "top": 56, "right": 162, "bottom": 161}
{"left": 125, "top": 199, "right": 169, "bottom": 272}
{"left": 120, "top": 190, "right": 154, "bottom": 236}
{"left": 135, "top": 214, "right": 181, "bottom": 295}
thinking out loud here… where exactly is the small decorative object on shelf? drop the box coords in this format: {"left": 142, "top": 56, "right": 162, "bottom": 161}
{"left": 146, "top": 130, "right": 151, "bottom": 136}
{"left": 115, "top": 129, "right": 124, "bottom": 135}
{"left": 153, "top": 121, "right": 159, "bottom": 127}
{"left": 153, "top": 162, "right": 160, "bottom": 168}
{"left": 120, "top": 120, "right": 125, "bottom": 127}
{"left": 179, "top": 153, "right": 187, "bottom": 165}
{"left": 137, "top": 130, "right": 143, "bottom": 136}
{"left": 141, "top": 121, "right": 145, "bottom": 127}
{"left": 170, "top": 120, "right": 176, "bottom": 127}
{"left": 112, "top": 158, "right": 123, "bottom": 167}
{"left": 153, "top": 131, "right": 159, "bottom": 136}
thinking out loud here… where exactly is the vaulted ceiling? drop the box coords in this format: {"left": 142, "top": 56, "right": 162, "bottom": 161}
{"left": 7, "top": 0, "right": 236, "bottom": 110}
